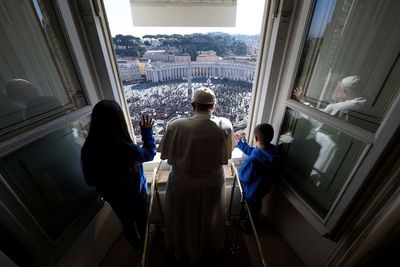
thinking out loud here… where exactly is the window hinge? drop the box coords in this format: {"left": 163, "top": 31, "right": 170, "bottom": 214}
{"left": 92, "top": 0, "right": 101, "bottom": 17}
{"left": 273, "top": 0, "right": 282, "bottom": 18}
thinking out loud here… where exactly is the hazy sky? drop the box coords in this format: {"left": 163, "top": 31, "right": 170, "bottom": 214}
{"left": 103, "top": 0, "right": 265, "bottom": 37}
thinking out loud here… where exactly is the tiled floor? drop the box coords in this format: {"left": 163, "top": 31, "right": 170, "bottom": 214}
{"left": 255, "top": 217, "right": 304, "bottom": 267}
{"left": 100, "top": 232, "right": 140, "bottom": 267}
{"left": 101, "top": 219, "right": 304, "bottom": 267}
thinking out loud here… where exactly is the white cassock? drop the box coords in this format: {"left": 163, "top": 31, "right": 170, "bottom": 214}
{"left": 157, "top": 111, "right": 234, "bottom": 262}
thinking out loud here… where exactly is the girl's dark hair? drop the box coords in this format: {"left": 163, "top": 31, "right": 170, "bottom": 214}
{"left": 81, "top": 100, "right": 135, "bottom": 186}
{"left": 254, "top": 123, "right": 274, "bottom": 145}
{"left": 85, "top": 100, "right": 132, "bottom": 146}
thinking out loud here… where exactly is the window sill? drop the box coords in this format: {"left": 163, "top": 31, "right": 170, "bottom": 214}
{"left": 143, "top": 147, "right": 246, "bottom": 183}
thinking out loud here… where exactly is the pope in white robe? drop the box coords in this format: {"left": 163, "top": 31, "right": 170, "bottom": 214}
{"left": 157, "top": 87, "right": 234, "bottom": 263}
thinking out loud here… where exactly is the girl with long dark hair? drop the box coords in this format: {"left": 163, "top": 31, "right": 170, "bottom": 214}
{"left": 81, "top": 100, "right": 156, "bottom": 252}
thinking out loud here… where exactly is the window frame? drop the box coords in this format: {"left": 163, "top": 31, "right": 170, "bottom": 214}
{"left": 0, "top": 0, "right": 122, "bottom": 264}
{"left": 254, "top": 0, "right": 400, "bottom": 234}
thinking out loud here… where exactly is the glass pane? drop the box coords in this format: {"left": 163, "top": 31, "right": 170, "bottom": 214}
{"left": 0, "top": 117, "right": 101, "bottom": 242}
{"left": 0, "top": 0, "right": 86, "bottom": 133}
{"left": 279, "top": 109, "right": 366, "bottom": 217}
{"left": 291, "top": 0, "right": 400, "bottom": 132}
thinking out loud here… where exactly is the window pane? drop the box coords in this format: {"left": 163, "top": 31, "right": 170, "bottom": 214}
{"left": 291, "top": 0, "right": 400, "bottom": 132}
{"left": 0, "top": 117, "right": 102, "bottom": 242}
{"left": 0, "top": 0, "right": 86, "bottom": 133}
{"left": 279, "top": 109, "right": 366, "bottom": 217}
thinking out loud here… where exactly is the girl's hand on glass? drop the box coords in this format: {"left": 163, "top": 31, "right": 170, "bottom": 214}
{"left": 140, "top": 115, "right": 155, "bottom": 128}
{"left": 293, "top": 87, "right": 305, "bottom": 103}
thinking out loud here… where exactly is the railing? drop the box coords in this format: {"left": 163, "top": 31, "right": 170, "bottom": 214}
{"left": 228, "top": 162, "right": 267, "bottom": 267}
{"left": 141, "top": 167, "right": 157, "bottom": 267}
{"left": 140, "top": 162, "right": 267, "bottom": 267}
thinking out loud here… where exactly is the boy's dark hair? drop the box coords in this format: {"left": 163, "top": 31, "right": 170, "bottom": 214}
{"left": 254, "top": 123, "right": 274, "bottom": 145}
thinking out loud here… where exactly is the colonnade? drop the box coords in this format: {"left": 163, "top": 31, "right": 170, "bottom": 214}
{"left": 145, "top": 62, "right": 256, "bottom": 83}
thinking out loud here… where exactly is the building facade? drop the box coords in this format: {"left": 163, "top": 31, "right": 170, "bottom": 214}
{"left": 117, "top": 61, "right": 141, "bottom": 83}
{"left": 196, "top": 50, "right": 220, "bottom": 62}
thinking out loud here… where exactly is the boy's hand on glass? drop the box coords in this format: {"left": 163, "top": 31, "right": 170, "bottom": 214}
{"left": 234, "top": 132, "right": 243, "bottom": 145}
{"left": 140, "top": 115, "right": 155, "bottom": 128}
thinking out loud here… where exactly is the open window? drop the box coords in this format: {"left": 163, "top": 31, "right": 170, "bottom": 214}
{"left": 103, "top": 0, "right": 266, "bottom": 147}
{"left": 264, "top": 0, "right": 400, "bottom": 233}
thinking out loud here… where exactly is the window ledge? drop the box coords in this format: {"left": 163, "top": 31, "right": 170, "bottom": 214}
{"left": 276, "top": 175, "right": 330, "bottom": 236}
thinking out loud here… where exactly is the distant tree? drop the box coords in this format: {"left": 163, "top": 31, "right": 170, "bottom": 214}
{"left": 230, "top": 40, "right": 247, "bottom": 55}
{"left": 112, "top": 34, "right": 146, "bottom": 57}
{"left": 142, "top": 35, "right": 155, "bottom": 39}
{"left": 114, "top": 33, "right": 251, "bottom": 58}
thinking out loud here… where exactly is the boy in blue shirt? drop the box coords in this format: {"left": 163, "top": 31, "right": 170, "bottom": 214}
{"left": 235, "top": 123, "right": 281, "bottom": 224}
